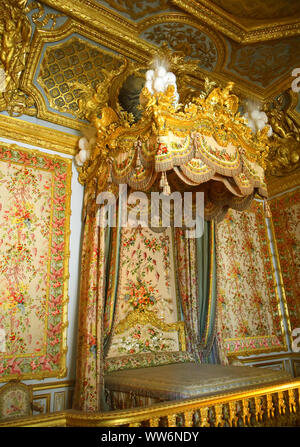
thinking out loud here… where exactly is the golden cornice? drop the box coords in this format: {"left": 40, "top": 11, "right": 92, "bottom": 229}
{"left": 41, "top": 0, "right": 300, "bottom": 45}
{"left": 41, "top": 0, "right": 137, "bottom": 38}
{"left": 0, "top": 114, "right": 78, "bottom": 156}
{"left": 266, "top": 172, "right": 300, "bottom": 199}
{"left": 0, "top": 1, "right": 297, "bottom": 131}
{"left": 171, "top": 0, "right": 300, "bottom": 43}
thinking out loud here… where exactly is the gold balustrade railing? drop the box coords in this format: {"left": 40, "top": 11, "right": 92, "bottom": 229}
{"left": 1, "top": 379, "right": 300, "bottom": 427}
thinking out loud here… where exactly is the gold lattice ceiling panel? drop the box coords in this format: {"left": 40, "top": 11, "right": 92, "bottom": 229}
{"left": 38, "top": 36, "right": 124, "bottom": 117}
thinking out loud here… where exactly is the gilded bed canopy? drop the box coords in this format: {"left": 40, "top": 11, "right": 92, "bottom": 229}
{"left": 74, "top": 47, "right": 271, "bottom": 222}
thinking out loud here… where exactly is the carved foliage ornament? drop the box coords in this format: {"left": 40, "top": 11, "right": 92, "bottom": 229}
{"left": 0, "top": 0, "right": 63, "bottom": 117}
{"left": 73, "top": 54, "right": 270, "bottom": 221}
{"left": 264, "top": 92, "right": 300, "bottom": 177}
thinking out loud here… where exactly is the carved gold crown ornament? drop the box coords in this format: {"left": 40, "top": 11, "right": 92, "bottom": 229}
{"left": 74, "top": 54, "right": 272, "bottom": 221}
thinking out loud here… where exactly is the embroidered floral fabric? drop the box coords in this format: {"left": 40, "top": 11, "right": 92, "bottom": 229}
{"left": 105, "top": 227, "right": 183, "bottom": 360}
{"left": 0, "top": 145, "right": 71, "bottom": 380}
{"left": 216, "top": 201, "right": 286, "bottom": 359}
{"left": 270, "top": 190, "right": 300, "bottom": 338}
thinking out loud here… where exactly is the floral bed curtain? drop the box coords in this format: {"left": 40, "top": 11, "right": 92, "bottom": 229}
{"left": 73, "top": 194, "right": 217, "bottom": 411}
{"left": 174, "top": 220, "right": 218, "bottom": 363}
{"left": 72, "top": 201, "right": 121, "bottom": 412}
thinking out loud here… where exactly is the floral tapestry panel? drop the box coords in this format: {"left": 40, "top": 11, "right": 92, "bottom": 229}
{"left": 0, "top": 144, "right": 71, "bottom": 380}
{"left": 216, "top": 201, "right": 286, "bottom": 358}
{"left": 106, "top": 227, "right": 183, "bottom": 359}
{"left": 269, "top": 189, "right": 300, "bottom": 338}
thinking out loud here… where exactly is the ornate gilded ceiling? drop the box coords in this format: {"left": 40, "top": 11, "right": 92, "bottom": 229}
{"left": 210, "top": 0, "right": 300, "bottom": 21}
{"left": 0, "top": 0, "right": 299, "bottom": 180}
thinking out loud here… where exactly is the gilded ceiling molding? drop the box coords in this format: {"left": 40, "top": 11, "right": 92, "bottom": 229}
{"left": 171, "top": 0, "right": 300, "bottom": 43}
{"left": 30, "top": 2, "right": 155, "bottom": 64}
{"left": 210, "top": 0, "right": 300, "bottom": 21}
{"left": 138, "top": 13, "right": 225, "bottom": 72}
{"left": 226, "top": 37, "right": 300, "bottom": 88}
{"left": 93, "top": 0, "right": 172, "bottom": 21}
{"left": 20, "top": 19, "right": 155, "bottom": 130}
{"left": 0, "top": 114, "right": 78, "bottom": 155}
{"left": 37, "top": 36, "right": 125, "bottom": 118}
{"left": 41, "top": 0, "right": 138, "bottom": 36}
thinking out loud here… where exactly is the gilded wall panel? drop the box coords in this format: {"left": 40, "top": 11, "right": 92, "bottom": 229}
{"left": 0, "top": 143, "right": 71, "bottom": 381}
{"left": 216, "top": 201, "right": 286, "bottom": 358}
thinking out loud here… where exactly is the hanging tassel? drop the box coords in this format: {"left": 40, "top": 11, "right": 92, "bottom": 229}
{"left": 163, "top": 173, "right": 171, "bottom": 196}
{"left": 107, "top": 165, "right": 112, "bottom": 183}
{"left": 136, "top": 150, "right": 141, "bottom": 169}
{"left": 163, "top": 183, "right": 171, "bottom": 195}
{"left": 135, "top": 140, "right": 142, "bottom": 171}
{"left": 160, "top": 172, "right": 165, "bottom": 189}
{"left": 264, "top": 199, "right": 272, "bottom": 218}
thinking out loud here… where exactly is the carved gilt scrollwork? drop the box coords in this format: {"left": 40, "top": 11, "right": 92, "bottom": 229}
{"left": 0, "top": 0, "right": 63, "bottom": 117}
{"left": 264, "top": 91, "right": 300, "bottom": 177}
{"left": 0, "top": 0, "right": 36, "bottom": 116}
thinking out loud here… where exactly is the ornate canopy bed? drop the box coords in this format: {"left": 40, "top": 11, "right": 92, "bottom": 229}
{"left": 71, "top": 48, "right": 292, "bottom": 413}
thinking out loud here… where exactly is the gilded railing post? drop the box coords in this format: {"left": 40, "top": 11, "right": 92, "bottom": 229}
{"left": 184, "top": 411, "right": 194, "bottom": 427}
{"left": 167, "top": 414, "right": 177, "bottom": 427}
{"left": 149, "top": 417, "right": 160, "bottom": 427}
{"left": 277, "top": 391, "right": 286, "bottom": 415}
{"left": 242, "top": 399, "right": 251, "bottom": 426}
{"left": 199, "top": 407, "right": 210, "bottom": 427}
{"left": 288, "top": 389, "right": 297, "bottom": 414}
{"left": 228, "top": 401, "right": 238, "bottom": 427}
{"left": 214, "top": 404, "right": 224, "bottom": 427}
{"left": 267, "top": 394, "right": 275, "bottom": 419}
{"left": 129, "top": 422, "right": 141, "bottom": 427}
{"left": 254, "top": 396, "right": 264, "bottom": 423}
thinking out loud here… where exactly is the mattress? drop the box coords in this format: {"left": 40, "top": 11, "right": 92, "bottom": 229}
{"left": 105, "top": 362, "right": 292, "bottom": 403}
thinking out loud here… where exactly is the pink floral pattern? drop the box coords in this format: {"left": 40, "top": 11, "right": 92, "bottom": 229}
{"left": 174, "top": 229, "right": 200, "bottom": 360}
{"left": 0, "top": 388, "right": 30, "bottom": 419}
{"left": 72, "top": 212, "right": 106, "bottom": 411}
{"left": 270, "top": 190, "right": 300, "bottom": 335}
{"left": 216, "top": 201, "right": 286, "bottom": 359}
{"left": 0, "top": 145, "right": 71, "bottom": 379}
{"left": 106, "top": 227, "right": 182, "bottom": 359}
